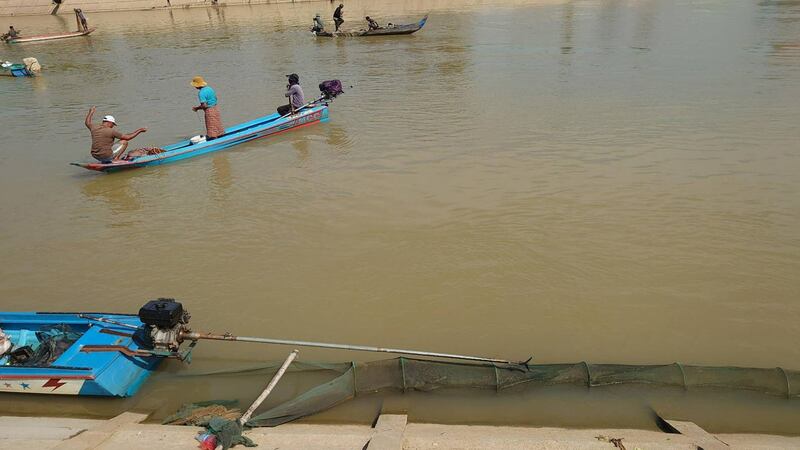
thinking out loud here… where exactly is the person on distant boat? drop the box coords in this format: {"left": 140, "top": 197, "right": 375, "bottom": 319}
{"left": 277, "top": 73, "right": 305, "bottom": 116}
{"left": 75, "top": 9, "right": 89, "bottom": 32}
{"left": 85, "top": 106, "right": 147, "bottom": 163}
{"left": 191, "top": 76, "right": 224, "bottom": 140}
{"left": 2, "top": 26, "right": 19, "bottom": 41}
{"left": 333, "top": 3, "right": 344, "bottom": 32}
{"left": 366, "top": 16, "right": 381, "bottom": 31}
{"left": 312, "top": 13, "right": 325, "bottom": 33}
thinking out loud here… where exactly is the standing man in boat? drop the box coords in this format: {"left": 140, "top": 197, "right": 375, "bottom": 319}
{"left": 85, "top": 106, "right": 147, "bottom": 163}
{"left": 191, "top": 76, "right": 224, "bottom": 140}
{"left": 75, "top": 9, "right": 89, "bottom": 32}
{"left": 277, "top": 73, "right": 305, "bottom": 116}
{"left": 333, "top": 3, "right": 344, "bottom": 32}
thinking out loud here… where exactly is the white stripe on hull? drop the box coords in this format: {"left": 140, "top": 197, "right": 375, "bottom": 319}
{"left": 0, "top": 378, "right": 85, "bottom": 395}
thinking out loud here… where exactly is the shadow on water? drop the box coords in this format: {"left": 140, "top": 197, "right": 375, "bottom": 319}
{"left": 80, "top": 172, "right": 143, "bottom": 220}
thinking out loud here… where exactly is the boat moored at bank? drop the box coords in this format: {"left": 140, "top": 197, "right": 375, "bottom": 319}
{"left": 0, "top": 312, "right": 161, "bottom": 397}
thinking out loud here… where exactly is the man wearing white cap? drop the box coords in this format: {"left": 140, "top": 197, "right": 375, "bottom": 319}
{"left": 85, "top": 106, "right": 147, "bottom": 163}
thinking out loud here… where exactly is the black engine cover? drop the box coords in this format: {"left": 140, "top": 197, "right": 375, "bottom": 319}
{"left": 138, "top": 298, "right": 184, "bottom": 328}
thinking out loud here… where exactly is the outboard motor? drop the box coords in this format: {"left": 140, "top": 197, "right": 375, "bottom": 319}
{"left": 137, "top": 298, "right": 190, "bottom": 352}
{"left": 319, "top": 80, "right": 344, "bottom": 100}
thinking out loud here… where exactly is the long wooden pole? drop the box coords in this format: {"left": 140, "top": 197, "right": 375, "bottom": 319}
{"left": 239, "top": 349, "right": 299, "bottom": 425}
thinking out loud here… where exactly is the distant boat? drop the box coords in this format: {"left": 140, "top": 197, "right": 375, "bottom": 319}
{"left": 5, "top": 28, "right": 95, "bottom": 44}
{"left": 315, "top": 15, "right": 427, "bottom": 37}
{"left": 0, "top": 58, "right": 40, "bottom": 77}
{"left": 0, "top": 312, "right": 160, "bottom": 397}
{"left": 3, "top": 9, "right": 95, "bottom": 44}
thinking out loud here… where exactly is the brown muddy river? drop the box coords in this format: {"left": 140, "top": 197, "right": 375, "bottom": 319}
{"left": 1, "top": 0, "right": 799, "bottom": 434}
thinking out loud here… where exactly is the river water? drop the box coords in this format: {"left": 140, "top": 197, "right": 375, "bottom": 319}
{"left": 1, "top": 0, "right": 799, "bottom": 433}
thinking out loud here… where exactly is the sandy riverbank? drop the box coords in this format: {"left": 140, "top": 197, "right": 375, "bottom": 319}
{"left": 0, "top": 0, "right": 322, "bottom": 17}
{"left": 3, "top": 412, "right": 799, "bottom": 449}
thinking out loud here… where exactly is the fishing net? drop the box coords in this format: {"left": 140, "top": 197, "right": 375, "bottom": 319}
{"left": 169, "top": 358, "right": 800, "bottom": 428}
{"left": 8, "top": 324, "right": 81, "bottom": 366}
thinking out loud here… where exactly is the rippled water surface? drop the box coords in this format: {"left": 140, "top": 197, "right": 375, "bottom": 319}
{"left": 1, "top": 0, "right": 799, "bottom": 432}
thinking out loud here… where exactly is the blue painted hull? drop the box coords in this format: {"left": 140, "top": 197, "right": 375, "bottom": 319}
{"left": 72, "top": 105, "right": 330, "bottom": 173}
{"left": 0, "top": 312, "right": 159, "bottom": 397}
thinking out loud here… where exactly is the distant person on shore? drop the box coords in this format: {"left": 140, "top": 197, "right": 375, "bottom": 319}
{"left": 333, "top": 3, "right": 344, "bottom": 32}
{"left": 2, "top": 26, "right": 19, "bottom": 41}
{"left": 85, "top": 106, "right": 147, "bottom": 163}
{"left": 366, "top": 16, "right": 381, "bottom": 31}
{"left": 277, "top": 73, "right": 305, "bottom": 116}
{"left": 75, "top": 9, "right": 89, "bottom": 32}
{"left": 312, "top": 14, "right": 325, "bottom": 33}
{"left": 191, "top": 76, "right": 224, "bottom": 140}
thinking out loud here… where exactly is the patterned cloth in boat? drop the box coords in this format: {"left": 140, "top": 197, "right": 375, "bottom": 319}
{"left": 204, "top": 106, "right": 224, "bottom": 139}
{"left": 124, "top": 147, "right": 165, "bottom": 160}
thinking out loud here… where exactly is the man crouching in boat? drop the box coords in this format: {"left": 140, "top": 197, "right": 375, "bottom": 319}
{"left": 366, "top": 16, "right": 382, "bottom": 31}
{"left": 191, "top": 76, "right": 224, "bottom": 140}
{"left": 85, "top": 106, "right": 147, "bottom": 163}
{"left": 277, "top": 73, "right": 305, "bottom": 116}
{"left": 1, "top": 26, "right": 19, "bottom": 41}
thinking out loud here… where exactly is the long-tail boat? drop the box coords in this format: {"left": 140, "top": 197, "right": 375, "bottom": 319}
{"left": 314, "top": 15, "right": 427, "bottom": 37}
{"left": 72, "top": 81, "right": 343, "bottom": 173}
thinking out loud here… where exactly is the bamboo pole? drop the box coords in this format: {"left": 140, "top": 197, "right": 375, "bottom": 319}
{"left": 239, "top": 349, "right": 299, "bottom": 425}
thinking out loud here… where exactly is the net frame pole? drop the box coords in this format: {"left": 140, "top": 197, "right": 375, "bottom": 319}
{"left": 239, "top": 349, "right": 299, "bottom": 425}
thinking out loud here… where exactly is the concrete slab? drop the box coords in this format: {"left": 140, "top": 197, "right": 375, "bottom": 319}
{"left": 368, "top": 414, "right": 408, "bottom": 450}
{"left": 403, "top": 424, "right": 700, "bottom": 450}
{"left": 53, "top": 412, "right": 148, "bottom": 450}
{"left": 4, "top": 415, "right": 800, "bottom": 450}
{"left": 661, "top": 419, "right": 729, "bottom": 449}
{"left": 716, "top": 433, "right": 800, "bottom": 449}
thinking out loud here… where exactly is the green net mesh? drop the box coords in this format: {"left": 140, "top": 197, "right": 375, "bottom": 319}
{"left": 169, "top": 358, "right": 800, "bottom": 427}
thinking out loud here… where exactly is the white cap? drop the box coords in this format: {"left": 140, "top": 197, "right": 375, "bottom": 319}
{"left": 102, "top": 115, "right": 117, "bottom": 125}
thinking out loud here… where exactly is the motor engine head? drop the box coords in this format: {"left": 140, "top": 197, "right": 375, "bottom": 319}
{"left": 137, "top": 298, "right": 190, "bottom": 351}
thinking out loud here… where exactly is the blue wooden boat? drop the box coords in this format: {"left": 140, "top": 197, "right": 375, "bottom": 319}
{"left": 71, "top": 104, "right": 330, "bottom": 173}
{"left": 0, "top": 312, "right": 160, "bottom": 397}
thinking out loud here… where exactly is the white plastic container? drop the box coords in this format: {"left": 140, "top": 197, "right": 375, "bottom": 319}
{"left": 0, "top": 328, "right": 10, "bottom": 356}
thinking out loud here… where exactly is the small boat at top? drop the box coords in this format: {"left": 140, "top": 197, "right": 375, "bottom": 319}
{"left": 3, "top": 9, "right": 95, "bottom": 44}
{"left": 72, "top": 81, "right": 343, "bottom": 173}
{"left": 0, "top": 311, "right": 160, "bottom": 397}
{"left": 314, "top": 15, "right": 427, "bottom": 37}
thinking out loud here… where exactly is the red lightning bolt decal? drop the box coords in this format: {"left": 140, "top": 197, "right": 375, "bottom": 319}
{"left": 42, "top": 378, "right": 66, "bottom": 390}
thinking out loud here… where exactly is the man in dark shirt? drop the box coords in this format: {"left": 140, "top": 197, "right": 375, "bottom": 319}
{"left": 333, "top": 4, "right": 344, "bottom": 32}
{"left": 2, "top": 26, "right": 19, "bottom": 41}
{"left": 277, "top": 74, "right": 306, "bottom": 116}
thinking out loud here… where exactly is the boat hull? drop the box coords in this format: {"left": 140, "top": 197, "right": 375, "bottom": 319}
{"left": 6, "top": 28, "right": 95, "bottom": 44}
{"left": 72, "top": 104, "right": 329, "bottom": 173}
{"left": 0, "top": 312, "right": 159, "bottom": 397}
